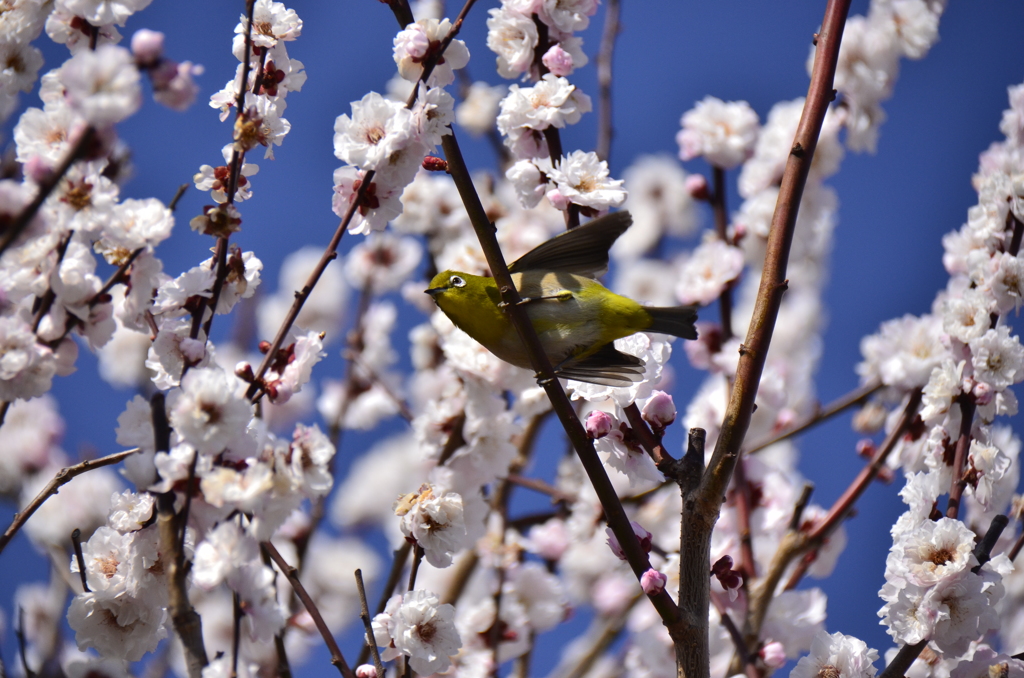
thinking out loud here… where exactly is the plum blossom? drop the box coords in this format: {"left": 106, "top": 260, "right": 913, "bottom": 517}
{"left": 395, "top": 484, "right": 468, "bottom": 568}
{"left": 677, "top": 96, "right": 760, "bottom": 169}
{"left": 790, "top": 630, "right": 878, "bottom": 678}
{"left": 545, "top": 151, "right": 626, "bottom": 212}
{"left": 675, "top": 238, "right": 745, "bottom": 306}
{"left": 169, "top": 366, "right": 252, "bottom": 454}
{"left": 486, "top": 7, "right": 537, "bottom": 79}
{"left": 455, "top": 81, "right": 506, "bottom": 136}
{"left": 60, "top": 45, "right": 142, "bottom": 126}
{"left": 393, "top": 18, "right": 470, "bottom": 87}
{"left": 373, "top": 590, "right": 462, "bottom": 675}
{"left": 334, "top": 92, "right": 414, "bottom": 172}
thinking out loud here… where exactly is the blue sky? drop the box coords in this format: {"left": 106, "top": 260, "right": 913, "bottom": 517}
{"left": 3, "top": 0, "right": 1024, "bottom": 675}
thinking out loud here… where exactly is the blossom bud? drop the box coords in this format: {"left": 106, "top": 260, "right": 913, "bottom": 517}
{"left": 131, "top": 29, "right": 165, "bottom": 66}
{"left": 605, "top": 521, "right": 652, "bottom": 560}
{"left": 23, "top": 156, "right": 53, "bottom": 184}
{"left": 422, "top": 156, "right": 449, "bottom": 172}
{"left": 640, "top": 568, "right": 667, "bottom": 594}
{"left": 759, "top": 641, "right": 786, "bottom": 669}
{"left": 684, "top": 321, "right": 722, "bottom": 370}
{"left": 856, "top": 439, "right": 877, "bottom": 458}
{"left": 642, "top": 391, "right": 676, "bottom": 430}
{"left": 774, "top": 408, "right": 797, "bottom": 432}
{"left": 546, "top": 188, "right": 571, "bottom": 212}
{"left": 355, "top": 666, "right": 377, "bottom": 678}
{"left": 585, "top": 410, "right": 615, "bottom": 439}
{"left": 711, "top": 555, "right": 742, "bottom": 591}
{"left": 685, "top": 173, "right": 709, "bottom": 200}
{"left": 54, "top": 337, "right": 79, "bottom": 377}
{"left": 235, "top": 361, "right": 255, "bottom": 382}
{"left": 973, "top": 380, "right": 993, "bottom": 405}
{"left": 731, "top": 222, "right": 747, "bottom": 244}
{"left": 541, "top": 44, "right": 574, "bottom": 77}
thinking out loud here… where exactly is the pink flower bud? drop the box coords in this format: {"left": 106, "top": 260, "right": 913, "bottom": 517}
{"left": 856, "top": 439, "right": 877, "bottom": 458}
{"left": 685, "top": 173, "right": 709, "bottom": 200}
{"left": 640, "top": 568, "right": 667, "bottom": 594}
{"left": 973, "top": 380, "right": 993, "bottom": 405}
{"left": 642, "top": 391, "right": 676, "bottom": 429}
{"left": 541, "top": 44, "right": 574, "bottom": 77}
{"left": 545, "top": 187, "right": 570, "bottom": 211}
{"left": 131, "top": 29, "right": 165, "bottom": 66}
{"left": 607, "top": 521, "right": 654, "bottom": 560}
{"left": 586, "top": 410, "right": 615, "bottom": 439}
{"left": 759, "top": 641, "right": 786, "bottom": 669}
{"left": 605, "top": 526, "right": 627, "bottom": 560}
{"left": 355, "top": 665, "right": 377, "bottom": 678}
{"left": 774, "top": 407, "right": 797, "bottom": 432}
{"left": 632, "top": 521, "right": 653, "bottom": 553}
{"left": 23, "top": 156, "right": 54, "bottom": 184}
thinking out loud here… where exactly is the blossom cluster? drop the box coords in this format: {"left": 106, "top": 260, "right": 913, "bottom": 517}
{"left": 857, "top": 80, "right": 1024, "bottom": 672}
{"left": 1, "top": 2, "right": 1022, "bottom": 678}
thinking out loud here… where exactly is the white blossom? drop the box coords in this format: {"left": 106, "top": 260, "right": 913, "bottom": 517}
{"left": 60, "top": 45, "right": 142, "bottom": 126}
{"left": 790, "top": 630, "right": 878, "bottom": 678}
{"left": 396, "top": 485, "right": 468, "bottom": 568}
{"left": 486, "top": 7, "right": 537, "bottom": 79}
{"left": 677, "top": 96, "right": 759, "bottom": 169}
{"left": 970, "top": 326, "right": 1024, "bottom": 391}
{"left": 675, "top": 238, "right": 745, "bottom": 306}
{"left": 373, "top": 590, "right": 462, "bottom": 675}
{"left": 169, "top": 366, "right": 252, "bottom": 455}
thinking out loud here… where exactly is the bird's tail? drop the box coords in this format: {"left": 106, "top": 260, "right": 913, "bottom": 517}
{"left": 644, "top": 305, "right": 699, "bottom": 340}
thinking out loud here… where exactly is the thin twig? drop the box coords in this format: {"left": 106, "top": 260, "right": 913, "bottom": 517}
{"left": 746, "top": 380, "right": 882, "bottom": 454}
{"left": 711, "top": 166, "right": 734, "bottom": 341}
{"left": 232, "top": 592, "right": 242, "bottom": 678}
{"left": 407, "top": 544, "right": 424, "bottom": 592}
{"left": 263, "top": 541, "right": 356, "bottom": 678}
{"left": 0, "top": 448, "right": 139, "bottom": 557}
{"left": 168, "top": 183, "right": 190, "bottom": 211}
{"left": 71, "top": 529, "right": 90, "bottom": 592}
{"left": 504, "top": 473, "right": 574, "bottom": 503}
{"left": 356, "top": 569, "right": 386, "bottom": 678}
{"left": 357, "top": 542, "right": 412, "bottom": 666}
{"left": 16, "top": 607, "right": 34, "bottom": 678}
{"left": 946, "top": 395, "right": 977, "bottom": 519}
{"left": 878, "top": 641, "right": 927, "bottom": 678}
{"left": 595, "top": 0, "right": 620, "bottom": 163}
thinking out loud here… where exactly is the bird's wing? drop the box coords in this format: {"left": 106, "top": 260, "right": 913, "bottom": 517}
{"left": 509, "top": 211, "right": 632, "bottom": 279}
{"left": 554, "top": 342, "right": 645, "bottom": 387}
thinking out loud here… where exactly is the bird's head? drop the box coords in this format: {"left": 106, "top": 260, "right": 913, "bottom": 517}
{"left": 425, "top": 270, "right": 473, "bottom": 301}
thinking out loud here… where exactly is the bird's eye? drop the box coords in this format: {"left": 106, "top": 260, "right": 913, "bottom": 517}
{"left": 450, "top": 275, "right": 466, "bottom": 288}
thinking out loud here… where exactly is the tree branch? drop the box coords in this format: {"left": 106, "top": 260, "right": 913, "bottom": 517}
{"left": 0, "top": 448, "right": 139, "bottom": 557}
{"left": 263, "top": 541, "right": 356, "bottom": 678}
{"left": 685, "top": 3, "right": 852, "bottom": 675}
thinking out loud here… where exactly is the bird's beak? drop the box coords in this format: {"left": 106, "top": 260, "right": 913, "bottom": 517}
{"left": 425, "top": 287, "right": 444, "bottom": 297}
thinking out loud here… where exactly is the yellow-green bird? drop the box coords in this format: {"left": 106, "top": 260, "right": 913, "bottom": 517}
{"left": 425, "top": 211, "right": 698, "bottom": 386}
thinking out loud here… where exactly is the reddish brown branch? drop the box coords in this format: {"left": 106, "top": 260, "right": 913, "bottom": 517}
{"left": 687, "top": 2, "right": 852, "bottom": 675}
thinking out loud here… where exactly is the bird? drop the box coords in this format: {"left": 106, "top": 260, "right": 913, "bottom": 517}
{"left": 425, "top": 211, "right": 698, "bottom": 386}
